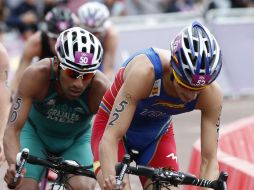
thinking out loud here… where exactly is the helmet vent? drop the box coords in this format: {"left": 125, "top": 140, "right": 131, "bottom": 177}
{"left": 73, "top": 42, "right": 78, "bottom": 56}
{"left": 210, "top": 54, "right": 215, "bottom": 67}
{"left": 189, "top": 53, "right": 197, "bottom": 65}
{"left": 82, "top": 47, "right": 87, "bottom": 53}
{"left": 200, "top": 30, "right": 206, "bottom": 38}
{"left": 82, "top": 36, "right": 87, "bottom": 44}
{"left": 59, "top": 45, "right": 65, "bottom": 58}
{"left": 200, "top": 51, "right": 206, "bottom": 73}
{"left": 90, "top": 45, "right": 95, "bottom": 54}
{"left": 184, "top": 37, "right": 190, "bottom": 49}
{"left": 192, "top": 28, "right": 198, "bottom": 36}
{"left": 63, "top": 31, "right": 68, "bottom": 39}
{"left": 193, "top": 39, "right": 198, "bottom": 52}
{"left": 184, "top": 68, "right": 192, "bottom": 79}
{"left": 72, "top": 31, "right": 77, "bottom": 41}
{"left": 64, "top": 41, "right": 69, "bottom": 57}
{"left": 205, "top": 40, "right": 209, "bottom": 53}
{"left": 180, "top": 48, "right": 188, "bottom": 66}
{"left": 89, "top": 34, "right": 95, "bottom": 43}
{"left": 97, "top": 46, "right": 101, "bottom": 59}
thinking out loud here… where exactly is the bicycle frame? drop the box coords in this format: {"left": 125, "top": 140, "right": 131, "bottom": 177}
{"left": 40, "top": 168, "right": 48, "bottom": 190}
{"left": 38, "top": 154, "right": 65, "bottom": 190}
{"left": 40, "top": 167, "right": 56, "bottom": 190}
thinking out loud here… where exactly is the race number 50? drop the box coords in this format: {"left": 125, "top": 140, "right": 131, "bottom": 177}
{"left": 79, "top": 56, "right": 88, "bottom": 64}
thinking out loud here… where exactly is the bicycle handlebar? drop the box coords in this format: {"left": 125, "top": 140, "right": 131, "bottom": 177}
{"left": 15, "top": 148, "right": 29, "bottom": 182}
{"left": 9, "top": 148, "right": 96, "bottom": 189}
{"left": 7, "top": 148, "right": 30, "bottom": 189}
{"left": 115, "top": 154, "right": 228, "bottom": 190}
{"left": 26, "top": 154, "right": 96, "bottom": 178}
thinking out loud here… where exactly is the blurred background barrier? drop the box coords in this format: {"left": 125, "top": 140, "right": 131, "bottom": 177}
{"left": 111, "top": 7, "right": 254, "bottom": 98}
{"left": 186, "top": 116, "right": 254, "bottom": 190}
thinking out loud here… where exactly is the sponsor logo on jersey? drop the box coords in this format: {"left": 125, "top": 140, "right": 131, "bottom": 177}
{"left": 46, "top": 104, "right": 80, "bottom": 123}
{"left": 149, "top": 79, "right": 161, "bottom": 97}
{"left": 166, "top": 153, "right": 178, "bottom": 162}
{"left": 46, "top": 99, "right": 56, "bottom": 106}
{"left": 152, "top": 100, "right": 185, "bottom": 109}
{"left": 74, "top": 107, "right": 85, "bottom": 114}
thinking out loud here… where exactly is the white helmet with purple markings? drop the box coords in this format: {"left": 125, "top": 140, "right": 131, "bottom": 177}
{"left": 55, "top": 27, "right": 103, "bottom": 73}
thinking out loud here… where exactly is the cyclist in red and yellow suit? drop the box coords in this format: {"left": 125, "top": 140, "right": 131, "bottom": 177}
{"left": 91, "top": 21, "right": 223, "bottom": 190}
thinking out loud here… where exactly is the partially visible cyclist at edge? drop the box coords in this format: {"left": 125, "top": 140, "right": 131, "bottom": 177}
{"left": 0, "top": 42, "right": 11, "bottom": 166}
{"left": 91, "top": 21, "right": 225, "bottom": 190}
{"left": 4, "top": 27, "right": 111, "bottom": 190}
{"left": 78, "top": 2, "right": 118, "bottom": 81}
{"left": 11, "top": 6, "right": 76, "bottom": 92}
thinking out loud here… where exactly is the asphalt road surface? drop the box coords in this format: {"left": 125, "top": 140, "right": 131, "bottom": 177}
{"left": 1, "top": 97, "right": 253, "bottom": 189}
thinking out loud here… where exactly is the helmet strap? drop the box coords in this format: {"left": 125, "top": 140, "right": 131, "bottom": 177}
{"left": 53, "top": 57, "right": 64, "bottom": 96}
{"left": 53, "top": 56, "right": 61, "bottom": 81}
{"left": 55, "top": 67, "right": 64, "bottom": 97}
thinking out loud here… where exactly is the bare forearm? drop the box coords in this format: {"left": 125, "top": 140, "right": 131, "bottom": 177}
{"left": 200, "top": 158, "right": 219, "bottom": 190}
{"left": 3, "top": 128, "right": 20, "bottom": 165}
{"left": 99, "top": 135, "right": 118, "bottom": 178}
{"left": 0, "top": 85, "right": 11, "bottom": 140}
{"left": 11, "top": 60, "right": 30, "bottom": 91}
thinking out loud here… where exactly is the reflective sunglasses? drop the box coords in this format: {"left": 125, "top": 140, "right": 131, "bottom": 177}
{"left": 61, "top": 67, "right": 96, "bottom": 81}
{"left": 172, "top": 70, "right": 207, "bottom": 91}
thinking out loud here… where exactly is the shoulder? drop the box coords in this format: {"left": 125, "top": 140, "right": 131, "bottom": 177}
{"left": 18, "top": 58, "right": 52, "bottom": 98}
{"left": 23, "top": 32, "right": 41, "bottom": 53}
{"left": 22, "top": 32, "right": 42, "bottom": 57}
{"left": 87, "top": 71, "right": 111, "bottom": 113}
{"left": 122, "top": 54, "right": 155, "bottom": 99}
{"left": 196, "top": 82, "right": 223, "bottom": 111}
{"left": 104, "top": 24, "right": 118, "bottom": 48}
{"left": 153, "top": 48, "right": 171, "bottom": 70}
{"left": 25, "top": 31, "right": 41, "bottom": 46}
{"left": 91, "top": 70, "right": 111, "bottom": 91}
{"left": 104, "top": 24, "right": 118, "bottom": 40}
{"left": 125, "top": 53, "right": 155, "bottom": 79}
{"left": 126, "top": 48, "right": 170, "bottom": 78}
{"left": 23, "top": 58, "right": 51, "bottom": 82}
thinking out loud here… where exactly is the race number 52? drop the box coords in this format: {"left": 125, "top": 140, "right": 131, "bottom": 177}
{"left": 196, "top": 79, "right": 205, "bottom": 86}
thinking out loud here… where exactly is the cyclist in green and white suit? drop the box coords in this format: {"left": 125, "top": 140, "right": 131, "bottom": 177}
{"left": 4, "top": 27, "right": 111, "bottom": 190}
